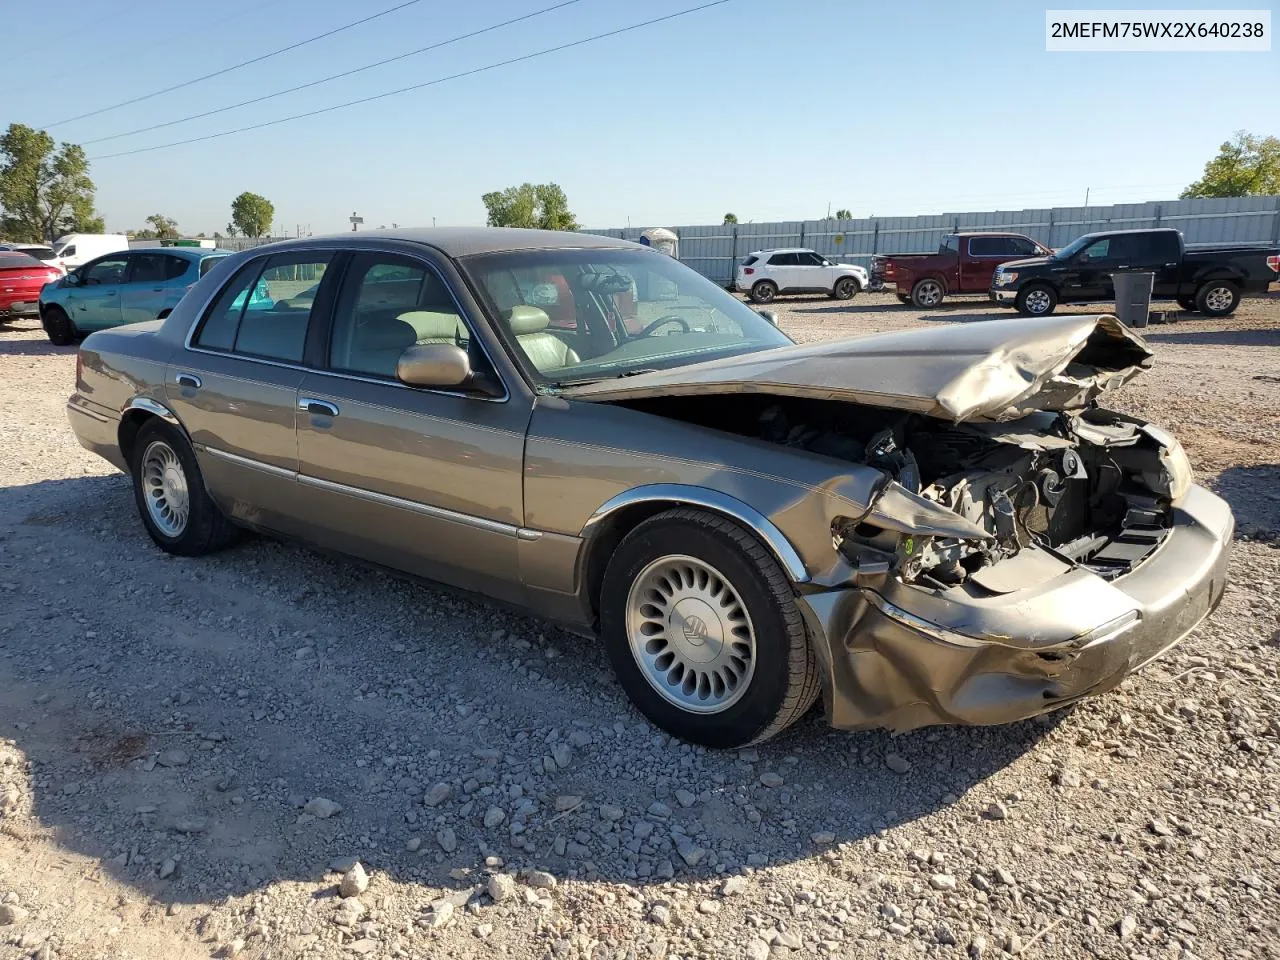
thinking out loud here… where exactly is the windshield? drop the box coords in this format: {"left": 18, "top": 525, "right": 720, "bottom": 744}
{"left": 462, "top": 248, "right": 792, "bottom": 385}
{"left": 1052, "top": 234, "right": 1100, "bottom": 260}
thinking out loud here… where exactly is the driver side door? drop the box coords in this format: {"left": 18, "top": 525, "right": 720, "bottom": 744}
{"left": 65, "top": 253, "right": 128, "bottom": 331}
{"left": 1066, "top": 237, "right": 1117, "bottom": 302}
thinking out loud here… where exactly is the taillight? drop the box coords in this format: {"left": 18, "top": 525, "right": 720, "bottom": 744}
{"left": 1267, "top": 254, "right": 1279, "bottom": 274}
{"left": 742, "top": 267, "right": 754, "bottom": 275}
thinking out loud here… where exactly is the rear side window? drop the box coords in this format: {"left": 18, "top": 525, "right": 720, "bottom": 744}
{"left": 968, "top": 236, "right": 1020, "bottom": 257}
{"left": 940, "top": 236, "right": 960, "bottom": 255}
{"left": 194, "top": 254, "right": 331, "bottom": 362}
{"left": 741, "top": 256, "right": 758, "bottom": 266}
{"left": 199, "top": 255, "right": 228, "bottom": 277}
{"left": 129, "top": 253, "right": 189, "bottom": 283}
{"left": 768, "top": 253, "right": 798, "bottom": 266}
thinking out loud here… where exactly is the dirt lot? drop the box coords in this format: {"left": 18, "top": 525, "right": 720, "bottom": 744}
{"left": 0, "top": 292, "right": 1277, "bottom": 960}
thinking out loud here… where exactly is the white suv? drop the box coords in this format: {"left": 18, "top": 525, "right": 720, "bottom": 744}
{"left": 735, "top": 248, "right": 868, "bottom": 304}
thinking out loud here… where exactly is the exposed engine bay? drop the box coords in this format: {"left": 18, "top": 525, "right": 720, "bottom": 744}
{"left": 613, "top": 393, "right": 1187, "bottom": 589}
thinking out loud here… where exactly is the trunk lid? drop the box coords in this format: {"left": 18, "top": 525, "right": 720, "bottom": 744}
{"left": 561, "top": 314, "right": 1153, "bottom": 423}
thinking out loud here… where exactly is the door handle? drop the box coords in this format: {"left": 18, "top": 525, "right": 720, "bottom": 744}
{"left": 175, "top": 372, "right": 202, "bottom": 389}
{"left": 299, "top": 398, "right": 339, "bottom": 418}
{"left": 152, "top": 287, "right": 164, "bottom": 292}
{"left": 106, "top": 290, "right": 117, "bottom": 296}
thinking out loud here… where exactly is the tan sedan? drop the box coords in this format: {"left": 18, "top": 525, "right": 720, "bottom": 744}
{"left": 67, "top": 228, "right": 1233, "bottom": 747}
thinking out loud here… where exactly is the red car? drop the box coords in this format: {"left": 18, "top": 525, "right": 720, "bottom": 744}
{"left": 870, "top": 232, "right": 1051, "bottom": 308}
{"left": 0, "top": 252, "right": 61, "bottom": 324}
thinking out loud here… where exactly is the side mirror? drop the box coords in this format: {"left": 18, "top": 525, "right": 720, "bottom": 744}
{"left": 63, "top": 272, "right": 79, "bottom": 286}
{"left": 757, "top": 310, "right": 778, "bottom": 326}
{"left": 396, "top": 343, "right": 501, "bottom": 396}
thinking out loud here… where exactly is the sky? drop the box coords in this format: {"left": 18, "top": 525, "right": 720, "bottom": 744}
{"left": 4, "top": 0, "right": 1276, "bottom": 236}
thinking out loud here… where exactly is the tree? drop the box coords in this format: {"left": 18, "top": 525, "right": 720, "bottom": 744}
{"left": 145, "top": 213, "right": 179, "bottom": 239}
{"left": 224, "top": 222, "right": 237, "bottom": 238}
{"left": 481, "top": 182, "right": 579, "bottom": 231}
{"left": 1181, "top": 131, "right": 1280, "bottom": 198}
{"left": 835, "top": 208, "right": 852, "bottom": 220}
{"left": 723, "top": 213, "right": 738, "bottom": 224}
{"left": 230, "top": 191, "right": 274, "bottom": 238}
{"left": 0, "top": 123, "right": 103, "bottom": 242}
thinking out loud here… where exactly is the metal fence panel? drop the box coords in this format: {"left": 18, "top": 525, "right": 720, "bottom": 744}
{"left": 584, "top": 195, "right": 1280, "bottom": 285}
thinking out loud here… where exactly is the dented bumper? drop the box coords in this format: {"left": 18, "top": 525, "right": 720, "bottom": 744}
{"left": 798, "top": 483, "right": 1233, "bottom": 731}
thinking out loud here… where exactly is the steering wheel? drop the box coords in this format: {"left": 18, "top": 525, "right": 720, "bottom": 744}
{"left": 638, "top": 315, "right": 690, "bottom": 337}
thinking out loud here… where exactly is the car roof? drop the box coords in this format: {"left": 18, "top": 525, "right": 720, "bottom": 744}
{"left": 746, "top": 248, "right": 815, "bottom": 256}
{"left": 1076, "top": 227, "right": 1179, "bottom": 238}
{"left": 950, "top": 232, "right": 1033, "bottom": 238}
{"left": 238, "top": 227, "right": 640, "bottom": 259}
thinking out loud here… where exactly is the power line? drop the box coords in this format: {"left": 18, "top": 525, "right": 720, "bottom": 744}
{"left": 90, "top": 0, "right": 734, "bottom": 161}
{"left": 83, "top": 0, "right": 588, "bottom": 147}
{"left": 43, "top": 0, "right": 428, "bottom": 129}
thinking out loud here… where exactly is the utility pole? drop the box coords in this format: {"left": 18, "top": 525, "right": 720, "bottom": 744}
{"left": 1083, "top": 187, "right": 1090, "bottom": 207}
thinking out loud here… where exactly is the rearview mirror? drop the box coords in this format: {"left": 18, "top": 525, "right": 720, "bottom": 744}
{"left": 396, "top": 343, "right": 500, "bottom": 396}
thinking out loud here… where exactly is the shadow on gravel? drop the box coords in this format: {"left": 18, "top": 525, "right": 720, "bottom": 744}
{"left": 1140, "top": 326, "right": 1280, "bottom": 348}
{"left": 0, "top": 331, "right": 72, "bottom": 357}
{"left": 796, "top": 299, "right": 997, "bottom": 316}
{"left": 0, "top": 474, "right": 1061, "bottom": 916}
{"left": 1212, "top": 464, "right": 1280, "bottom": 540}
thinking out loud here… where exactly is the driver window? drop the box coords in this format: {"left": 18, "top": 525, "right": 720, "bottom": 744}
{"left": 82, "top": 256, "right": 128, "bottom": 285}
{"left": 1081, "top": 239, "right": 1111, "bottom": 261}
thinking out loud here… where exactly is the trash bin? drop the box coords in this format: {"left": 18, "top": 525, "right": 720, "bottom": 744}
{"left": 1112, "top": 271, "right": 1154, "bottom": 328}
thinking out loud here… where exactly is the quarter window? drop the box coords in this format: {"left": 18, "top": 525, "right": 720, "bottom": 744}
{"left": 328, "top": 254, "right": 469, "bottom": 379}
{"left": 193, "top": 254, "right": 330, "bottom": 362}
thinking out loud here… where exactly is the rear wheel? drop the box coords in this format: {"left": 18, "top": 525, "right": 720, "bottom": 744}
{"left": 911, "top": 278, "right": 945, "bottom": 308}
{"left": 1016, "top": 283, "right": 1057, "bottom": 316}
{"left": 1194, "top": 281, "right": 1239, "bottom": 317}
{"left": 600, "top": 509, "right": 820, "bottom": 748}
{"left": 43, "top": 305, "right": 77, "bottom": 346}
{"left": 749, "top": 280, "right": 777, "bottom": 304}
{"left": 130, "top": 419, "right": 239, "bottom": 556}
{"left": 831, "top": 276, "right": 859, "bottom": 300}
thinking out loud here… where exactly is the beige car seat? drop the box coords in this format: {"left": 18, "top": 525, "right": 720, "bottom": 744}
{"left": 509, "top": 305, "right": 579, "bottom": 372}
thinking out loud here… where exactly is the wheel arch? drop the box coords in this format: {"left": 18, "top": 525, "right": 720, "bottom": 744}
{"left": 117, "top": 397, "right": 189, "bottom": 466}
{"left": 578, "top": 484, "right": 811, "bottom": 620}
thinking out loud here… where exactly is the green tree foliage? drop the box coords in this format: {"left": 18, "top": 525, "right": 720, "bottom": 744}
{"left": 230, "top": 192, "right": 274, "bottom": 238}
{"left": 1181, "top": 131, "right": 1280, "bottom": 198}
{"left": 146, "top": 214, "right": 180, "bottom": 239}
{"left": 723, "top": 213, "right": 738, "bottom": 224}
{"left": 0, "top": 123, "right": 102, "bottom": 242}
{"left": 834, "top": 208, "right": 852, "bottom": 220}
{"left": 481, "top": 183, "right": 579, "bottom": 231}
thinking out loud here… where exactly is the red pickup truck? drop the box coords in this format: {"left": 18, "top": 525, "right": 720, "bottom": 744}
{"left": 870, "top": 232, "right": 1051, "bottom": 308}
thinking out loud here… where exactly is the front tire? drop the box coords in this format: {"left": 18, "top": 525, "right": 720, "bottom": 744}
{"left": 831, "top": 276, "right": 859, "bottom": 300}
{"left": 1016, "top": 283, "right": 1057, "bottom": 316}
{"left": 1194, "top": 281, "right": 1239, "bottom": 317}
{"left": 600, "top": 509, "right": 820, "bottom": 748}
{"left": 130, "top": 419, "right": 239, "bottom": 556}
{"left": 43, "top": 305, "right": 77, "bottom": 346}
{"left": 911, "top": 278, "right": 945, "bottom": 308}
{"left": 749, "top": 280, "right": 778, "bottom": 304}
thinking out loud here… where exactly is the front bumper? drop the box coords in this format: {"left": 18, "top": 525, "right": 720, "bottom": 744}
{"left": 991, "top": 287, "right": 1018, "bottom": 304}
{"left": 798, "top": 483, "right": 1233, "bottom": 731}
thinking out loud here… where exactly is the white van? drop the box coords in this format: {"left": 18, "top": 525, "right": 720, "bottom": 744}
{"left": 51, "top": 233, "right": 130, "bottom": 271}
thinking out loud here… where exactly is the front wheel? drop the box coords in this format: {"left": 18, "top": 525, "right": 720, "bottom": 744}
{"left": 1194, "top": 281, "right": 1240, "bottom": 317}
{"left": 831, "top": 277, "right": 859, "bottom": 300}
{"left": 911, "top": 278, "right": 945, "bottom": 308}
{"left": 749, "top": 280, "right": 778, "bottom": 304}
{"left": 43, "top": 305, "right": 78, "bottom": 346}
{"left": 1015, "top": 283, "right": 1058, "bottom": 316}
{"left": 130, "top": 419, "right": 239, "bottom": 556}
{"left": 600, "top": 509, "right": 820, "bottom": 748}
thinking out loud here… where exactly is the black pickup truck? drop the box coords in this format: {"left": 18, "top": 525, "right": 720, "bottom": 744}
{"left": 990, "top": 227, "right": 1279, "bottom": 317}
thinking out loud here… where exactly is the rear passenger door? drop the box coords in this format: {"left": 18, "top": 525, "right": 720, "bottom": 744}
{"left": 121, "top": 252, "right": 190, "bottom": 325}
{"left": 291, "top": 251, "right": 528, "bottom": 602}
{"left": 766, "top": 252, "right": 800, "bottom": 291}
{"left": 165, "top": 251, "right": 336, "bottom": 535}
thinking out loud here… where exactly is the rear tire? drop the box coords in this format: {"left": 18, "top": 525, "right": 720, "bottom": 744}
{"left": 1193, "top": 281, "right": 1239, "bottom": 317}
{"left": 599, "top": 509, "right": 820, "bottom": 748}
{"left": 831, "top": 276, "right": 859, "bottom": 300}
{"left": 130, "top": 419, "right": 239, "bottom": 557}
{"left": 749, "top": 280, "right": 778, "bottom": 304}
{"left": 43, "top": 305, "right": 77, "bottom": 346}
{"left": 1015, "top": 283, "right": 1058, "bottom": 316}
{"left": 911, "top": 278, "right": 945, "bottom": 308}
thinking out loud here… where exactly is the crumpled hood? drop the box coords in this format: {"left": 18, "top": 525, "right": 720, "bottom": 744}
{"left": 562, "top": 314, "right": 1154, "bottom": 423}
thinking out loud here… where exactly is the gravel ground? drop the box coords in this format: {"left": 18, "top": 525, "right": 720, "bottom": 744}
{"left": 0, "top": 292, "right": 1277, "bottom": 960}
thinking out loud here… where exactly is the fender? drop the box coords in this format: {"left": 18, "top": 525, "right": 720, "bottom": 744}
{"left": 581, "top": 483, "right": 811, "bottom": 584}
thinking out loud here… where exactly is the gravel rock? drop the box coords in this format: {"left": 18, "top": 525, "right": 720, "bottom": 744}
{"left": 674, "top": 789, "right": 697, "bottom": 808}
{"left": 427, "top": 901, "right": 454, "bottom": 929}
{"left": 156, "top": 748, "right": 189, "bottom": 767}
{"left": 423, "top": 783, "right": 452, "bottom": 807}
{"left": 885, "top": 752, "right": 912, "bottom": 774}
{"left": 746, "top": 941, "right": 770, "bottom": 960}
{"left": 523, "top": 870, "right": 557, "bottom": 889}
{"left": 721, "top": 875, "right": 748, "bottom": 896}
{"left": 930, "top": 873, "right": 958, "bottom": 891}
{"left": 985, "top": 801, "right": 1009, "bottom": 821}
{"left": 487, "top": 874, "right": 516, "bottom": 903}
{"left": 483, "top": 805, "right": 506, "bottom": 828}
{"left": 437, "top": 827, "right": 457, "bottom": 853}
{"left": 339, "top": 862, "right": 369, "bottom": 898}
{"left": 0, "top": 904, "right": 29, "bottom": 925}
{"left": 303, "top": 797, "right": 342, "bottom": 819}
{"left": 1118, "top": 915, "right": 1138, "bottom": 941}
{"left": 647, "top": 904, "right": 671, "bottom": 925}
{"left": 554, "top": 795, "right": 582, "bottom": 812}
{"left": 758, "top": 771, "right": 785, "bottom": 788}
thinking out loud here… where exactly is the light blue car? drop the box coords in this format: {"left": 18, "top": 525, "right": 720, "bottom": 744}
{"left": 38, "top": 246, "right": 269, "bottom": 346}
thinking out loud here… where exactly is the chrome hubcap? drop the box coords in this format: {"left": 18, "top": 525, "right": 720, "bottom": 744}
{"left": 1204, "top": 287, "right": 1232, "bottom": 311}
{"left": 917, "top": 281, "right": 942, "bottom": 305}
{"left": 142, "top": 440, "right": 190, "bottom": 537}
{"left": 1026, "top": 290, "right": 1051, "bottom": 313}
{"left": 625, "top": 555, "right": 756, "bottom": 714}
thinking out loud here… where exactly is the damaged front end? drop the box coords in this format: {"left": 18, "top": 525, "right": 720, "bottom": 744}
{"left": 576, "top": 314, "right": 1232, "bottom": 732}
